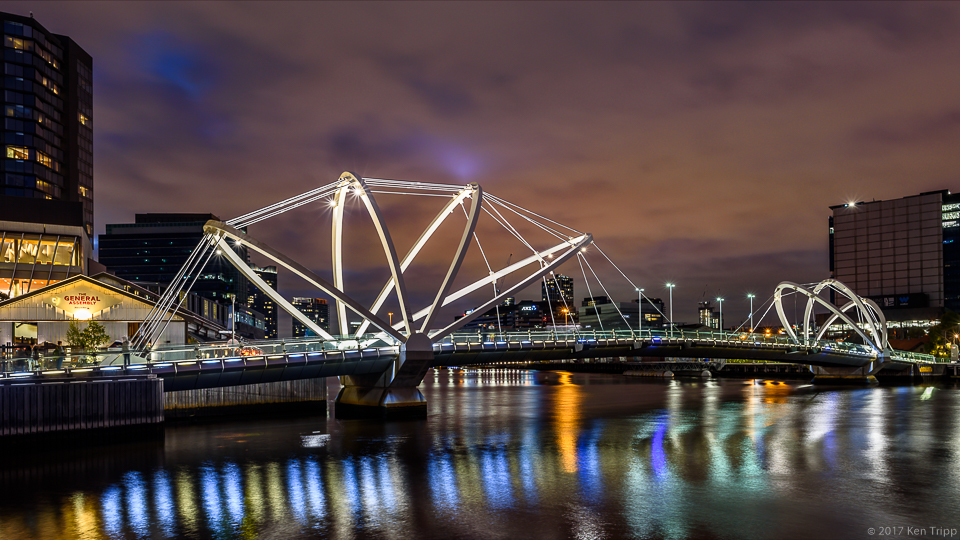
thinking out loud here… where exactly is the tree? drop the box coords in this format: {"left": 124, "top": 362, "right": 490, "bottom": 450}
{"left": 84, "top": 321, "right": 110, "bottom": 349}
{"left": 925, "top": 310, "right": 960, "bottom": 358}
{"left": 66, "top": 320, "right": 87, "bottom": 349}
{"left": 65, "top": 320, "right": 111, "bottom": 350}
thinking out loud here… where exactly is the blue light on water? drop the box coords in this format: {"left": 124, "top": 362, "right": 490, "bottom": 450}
{"left": 577, "top": 426, "right": 604, "bottom": 503}
{"left": 123, "top": 471, "right": 149, "bottom": 536}
{"left": 223, "top": 462, "right": 244, "bottom": 525}
{"left": 480, "top": 448, "right": 515, "bottom": 509}
{"left": 200, "top": 465, "right": 224, "bottom": 535}
{"left": 100, "top": 485, "right": 123, "bottom": 537}
{"left": 286, "top": 459, "right": 307, "bottom": 524}
{"left": 153, "top": 469, "right": 175, "bottom": 536}
{"left": 378, "top": 457, "right": 398, "bottom": 513}
{"left": 428, "top": 454, "right": 460, "bottom": 511}
{"left": 304, "top": 458, "right": 327, "bottom": 524}
{"left": 652, "top": 417, "right": 669, "bottom": 481}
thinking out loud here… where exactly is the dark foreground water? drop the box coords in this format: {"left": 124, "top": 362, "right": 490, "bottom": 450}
{"left": 1, "top": 370, "right": 959, "bottom": 540}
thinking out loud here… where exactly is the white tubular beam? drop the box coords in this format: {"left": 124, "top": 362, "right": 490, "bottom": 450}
{"left": 331, "top": 178, "right": 350, "bottom": 336}
{"left": 204, "top": 221, "right": 406, "bottom": 343}
{"left": 775, "top": 280, "right": 883, "bottom": 353}
{"left": 429, "top": 233, "right": 593, "bottom": 341}
{"left": 395, "top": 235, "right": 591, "bottom": 328}
{"left": 355, "top": 185, "right": 477, "bottom": 337}
{"left": 215, "top": 236, "right": 335, "bottom": 340}
{"left": 810, "top": 279, "right": 886, "bottom": 351}
{"left": 420, "top": 184, "right": 482, "bottom": 332}
{"left": 348, "top": 172, "right": 415, "bottom": 335}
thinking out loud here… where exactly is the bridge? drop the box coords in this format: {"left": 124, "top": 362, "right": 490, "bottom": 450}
{"left": 0, "top": 172, "right": 940, "bottom": 418}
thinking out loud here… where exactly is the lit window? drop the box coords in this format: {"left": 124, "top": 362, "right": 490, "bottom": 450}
{"left": 36, "top": 151, "right": 53, "bottom": 168}
{"left": 79, "top": 113, "right": 90, "bottom": 126}
{"left": 4, "top": 36, "right": 33, "bottom": 52}
{"left": 5, "top": 145, "right": 28, "bottom": 160}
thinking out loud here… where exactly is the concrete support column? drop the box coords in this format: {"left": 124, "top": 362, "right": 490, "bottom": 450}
{"left": 810, "top": 364, "right": 879, "bottom": 385}
{"left": 335, "top": 333, "right": 432, "bottom": 419}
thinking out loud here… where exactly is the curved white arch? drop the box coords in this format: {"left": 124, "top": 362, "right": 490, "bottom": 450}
{"left": 354, "top": 184, "right": 480, "bottom": 337}
{"left": 816, "top": 297, "right": 888, "bottom": 349}
{"left": 331, "top": 172, "right": 414, "bottom": 336}
{"left": 803, "top": 279, "right": 885, "bottom": 350}
{"left": 420, "top": 183, "right": 482, "bottom": 332}
{"left": 775, "top": 279, "right": 887, "bottom": 353}
{"left": 393, "top": 234, "right": 593, "bottom": 331}
{"left": 430, "top": 233, "right": 593, "bottom": 340}
{"left": 204, "top": 221, "right": 406, "bottom": 343}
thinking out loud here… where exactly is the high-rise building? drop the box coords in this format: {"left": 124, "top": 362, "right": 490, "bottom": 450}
{"left": 829, "top": 189, "right": 953, "bottom": 325}
{"left": 1, "top": 12, "right": 93, "bottom": 298}
{"left": 98, "top": 213, "right": 250, "bottom": 304}
{"left": 248, "top": 264, "right": 277, "bottom": 338}
{"left": 542, "top": 274, "right": 573, "bottom": 306}
{"left": 292, "top": 297, "right": 329, "bottom": 338}
{"left": 698, "top": 301, "right": 718, "bottom": 329}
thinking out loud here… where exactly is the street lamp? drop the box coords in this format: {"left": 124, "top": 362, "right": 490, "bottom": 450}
{"left": 636, "top": 287, "right": 644, "bottom": 338}
{"left": 666, "top": 283, "right": 675, "bottom": 337}
{"left": 747, "top": 293, "right": 755, "bottom": 333}
{"left": 716, "top": 297, "right": 723, "bottom": 333}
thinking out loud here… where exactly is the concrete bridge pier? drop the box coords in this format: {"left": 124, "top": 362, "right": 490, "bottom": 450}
{"left": 335, "top": 333, "right": 432, "bottom": 419}
{"left": 810, "top": 361, "right": 882, "bottom": 385}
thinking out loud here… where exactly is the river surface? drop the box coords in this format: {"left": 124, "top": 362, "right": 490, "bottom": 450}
{"left": 1, "top": 369, "right": 959, "bottom": 540}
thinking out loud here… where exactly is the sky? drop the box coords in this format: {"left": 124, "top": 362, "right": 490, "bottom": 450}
{"left": 9, "top": 1, "right": 960, "bottom": 332}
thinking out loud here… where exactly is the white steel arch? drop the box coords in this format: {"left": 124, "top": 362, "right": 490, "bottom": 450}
{"left": 331, "top": 172, "right": 414, "bottom": 336}
{"left": 145, "top": 172, "right": 596, "bottom": 352}
{"left": 774, "top": 279, "right": 888, "bottom": 354}
{"left": 203, "top": 221, "right": 406, "bottom": 343}
{"left": 354, "top": 184, "right": 480, "bottom": 337}
{"left": 430, "top": 233, "right": 593, "bottom": 340}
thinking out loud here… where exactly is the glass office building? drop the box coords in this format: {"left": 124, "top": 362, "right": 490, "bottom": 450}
{"left": 1, "top": 11, "right": 93, "bottom": 298}
{"left": 829, "top": 189, "right": 960, "bottom": 326}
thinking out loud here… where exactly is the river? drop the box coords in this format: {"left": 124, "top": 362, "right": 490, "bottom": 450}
{"left": 1, "top": 369, "right": 958, "bottom": 539}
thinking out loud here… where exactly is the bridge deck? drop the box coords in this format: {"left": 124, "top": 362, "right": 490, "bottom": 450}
{"left": 0, "top": 330, "right": 936, "bottom": 389}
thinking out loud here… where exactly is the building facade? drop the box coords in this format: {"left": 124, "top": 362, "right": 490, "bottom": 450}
{"left": 247, "top": 264, "right": 278, "bottom": 338}
{"left": 0, "top": 273, "right": 226, "bottom": 348}
{"left": 1, "top": 12, "right": 93, "bottom": 298}
{"left": 542, "top": 274, "right": 574, "bottom": 306}
{"left": 292, "top": 297, "right": 329, "bottom": 338}
{"left": 698, "top": 301, "right": 718, "bottom": 329}
{"left": 98, "top": 213, "right": 250, "bottom": 305}
{"left": 829, "top": 190, "right": 950, "bottom": 324}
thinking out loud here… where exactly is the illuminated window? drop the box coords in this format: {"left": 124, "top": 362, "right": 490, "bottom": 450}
{"left": 79, "top": 113, "right": 89, "bottom": 126}
{"left": 5, "top": 145, "right": 28, "bottom": 160}
{"left": 36, "top": 151, "right": 53, "bottom": 168}
{"left": 4, "top": 36, "right": 33, "bottom": 52}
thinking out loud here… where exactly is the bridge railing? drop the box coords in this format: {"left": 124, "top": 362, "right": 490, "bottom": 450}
{"left": 438, "top": 328, "right": 877, "bottom": 356}
{"left": 122, "top": 333, "right": 398, "bottom": 365}
{"left": 889, "top": 350, "right": 938, "bottom": 363}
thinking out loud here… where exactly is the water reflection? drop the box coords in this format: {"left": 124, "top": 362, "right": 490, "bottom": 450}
{"left": 0, "top": 372, "right": 959, "bottom": 539}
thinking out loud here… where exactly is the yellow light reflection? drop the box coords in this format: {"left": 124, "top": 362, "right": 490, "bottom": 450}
{"left": 553, "top": 371, "right": 583, "bottom": 473}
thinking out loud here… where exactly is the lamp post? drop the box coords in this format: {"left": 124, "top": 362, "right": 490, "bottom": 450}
{"left": 636, "top": 287, "right": 644, "bottom": 338}
{"left": 747, "top": 293, "right": 755, "bottom": 333}
{"left": 666, "top": 283, "right": 675, "bottom": 337}
{"left": 716, "top": 297, "right": 723, "bottom": 334}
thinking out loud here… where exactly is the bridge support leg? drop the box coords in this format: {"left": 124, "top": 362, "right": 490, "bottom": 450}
{"left": 810, "top": 364, "right": 879, "bottom": 385}
{"left": 335, "top": 333, "right": 433, "bottom": 420}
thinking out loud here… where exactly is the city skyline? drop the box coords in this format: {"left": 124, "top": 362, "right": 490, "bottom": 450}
{"left": 8, "top": 1, "right": 960, "bottom": 324}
